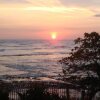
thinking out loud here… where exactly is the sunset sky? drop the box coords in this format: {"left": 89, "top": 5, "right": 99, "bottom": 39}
{"left": 0, "top": 0, "right": 100, "bottom": 39}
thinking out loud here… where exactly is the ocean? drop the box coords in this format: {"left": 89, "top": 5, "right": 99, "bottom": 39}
{"left": 0, "top": 40, "right": 74, "bottom": 79}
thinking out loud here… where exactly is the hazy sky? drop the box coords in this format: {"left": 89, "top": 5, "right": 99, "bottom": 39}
{"left": 0, "top": 0, "right": 100, "bottom": 39}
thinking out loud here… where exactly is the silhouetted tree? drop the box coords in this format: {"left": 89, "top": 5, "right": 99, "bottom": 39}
{"left": 59, "top": 32, "right": 100, "bottom": 100}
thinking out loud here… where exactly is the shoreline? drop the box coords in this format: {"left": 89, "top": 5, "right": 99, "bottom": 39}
{"left": 0, "top": 74, "right": 63, "bottom": 83}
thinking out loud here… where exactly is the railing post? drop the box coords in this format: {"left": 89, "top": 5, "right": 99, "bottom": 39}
{"left": 66, "top": 88, "right": 70, "bottom": 100}
{"left": 81, "top": 89, "right": 85, "bottom": 100}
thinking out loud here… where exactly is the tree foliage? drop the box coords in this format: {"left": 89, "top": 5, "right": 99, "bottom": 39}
{"left": 59, "top": 32, "right": 100, "bottom": 99}
{"left": 59, "top": 32, "right": 100, "bottom": 80}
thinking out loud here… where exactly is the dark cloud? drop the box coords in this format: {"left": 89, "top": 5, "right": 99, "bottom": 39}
{"left": 59, "top": 0, "right": 100, "bottom": 7}
{"left": 0, "top": 0, "right": 29, "bottom": 4}
{"left": 94, "top": 14, "right": 100, "bottom": 17}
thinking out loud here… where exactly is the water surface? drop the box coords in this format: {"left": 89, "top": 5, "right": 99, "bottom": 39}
{"left": 0, "top": 40, "right": 74, "bottom": 78}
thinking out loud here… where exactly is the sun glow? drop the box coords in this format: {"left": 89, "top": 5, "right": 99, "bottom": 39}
{"left": 51, "top": 32, "right": 57, "bottom": 40}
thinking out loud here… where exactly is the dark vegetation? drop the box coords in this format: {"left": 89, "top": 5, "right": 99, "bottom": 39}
{"left": 59, "top": 32, "right": 100, "bottom": 100}
{"left": 0, "top": 89, "right": 9, "bottom": 100}
{"left": 0, "top": 82, "right": 9, "bottom": 100}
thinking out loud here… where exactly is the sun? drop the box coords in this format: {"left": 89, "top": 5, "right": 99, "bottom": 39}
{"left": 51, "top": 32, "right": 57, "bottom": 40}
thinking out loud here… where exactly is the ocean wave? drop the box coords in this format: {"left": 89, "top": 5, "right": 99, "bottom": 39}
{"left": 0, "top": 49, "right": 5, "bottom": 52}
{"left": 0, "top": 52, "right": 54, "bottom": 57}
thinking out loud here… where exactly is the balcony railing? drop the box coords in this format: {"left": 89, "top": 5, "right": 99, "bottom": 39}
{"left": 0, "top": 80, "right": 91, "bottom": 100}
